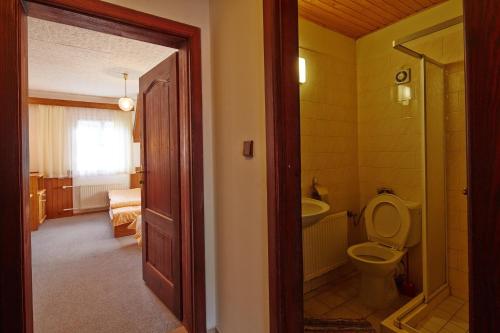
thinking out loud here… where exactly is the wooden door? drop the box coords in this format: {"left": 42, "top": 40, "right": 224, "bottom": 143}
{"left": 140, "top": 53, "right": 182, "bottom": 318}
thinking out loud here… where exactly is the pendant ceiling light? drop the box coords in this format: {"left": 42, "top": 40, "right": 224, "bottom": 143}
{"left": 118, "top": 73, "right": 134, "bottom": 111}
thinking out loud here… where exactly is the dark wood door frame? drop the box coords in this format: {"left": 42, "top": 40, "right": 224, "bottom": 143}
{"left": 463, "top": 0, "right": 500, "bottom": 331}
{"left": 0, "top": 0, "right": 206, "bottom": 332}
{"left": 262, "top": 0, "right": 500, "bottom": 332}
{"left": 263, "top": 1, "right": 303, "bottom": 333}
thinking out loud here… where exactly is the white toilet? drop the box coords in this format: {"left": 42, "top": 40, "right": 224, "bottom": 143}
{"left": 347, "top": 194, "right": 421, "bottom": 309}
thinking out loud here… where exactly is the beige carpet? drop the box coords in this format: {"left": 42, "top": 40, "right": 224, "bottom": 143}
{"left": 32, "top": 212, "right": 181, "bottom": 333}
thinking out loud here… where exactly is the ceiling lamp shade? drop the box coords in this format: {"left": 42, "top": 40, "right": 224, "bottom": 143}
{"left": 118, "top": 96, "right": 134, "bottom": 111}
{"left": 118, "top": 73, "right": 134, "bottom": 111}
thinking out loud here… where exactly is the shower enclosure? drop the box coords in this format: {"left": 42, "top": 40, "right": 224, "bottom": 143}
{"left": 388, "top": 17, "right": 468, "bottom": 331}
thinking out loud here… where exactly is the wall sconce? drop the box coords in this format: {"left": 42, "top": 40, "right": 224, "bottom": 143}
{"left": 397, "top": 85, "right": 412, "bottom": 106}
{"left": 299, "top": 57, "right": 307, "bottom": 84}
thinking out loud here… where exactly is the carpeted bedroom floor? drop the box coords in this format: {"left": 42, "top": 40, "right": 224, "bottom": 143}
{"left": 31, "top": 212, "right": 181, "bottom": 333}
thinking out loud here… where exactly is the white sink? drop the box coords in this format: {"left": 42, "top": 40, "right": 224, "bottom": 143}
{"left": 302, "top": 197, "right": 330, "bottom": 227}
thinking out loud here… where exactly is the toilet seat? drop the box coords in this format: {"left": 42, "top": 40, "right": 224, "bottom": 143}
{"left": 347, "top": 242, "right": 405, "bottom": 265}
{"left": 365, "top": 194, "right": 410, "bottom": 250}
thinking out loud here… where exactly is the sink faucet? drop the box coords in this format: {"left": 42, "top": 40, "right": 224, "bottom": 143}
{"left": 311, "top": 177, "right": 322, "bottom": 200}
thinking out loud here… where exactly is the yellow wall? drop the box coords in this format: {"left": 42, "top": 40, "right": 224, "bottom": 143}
{"left": 356, "top": 0, "right": 463, "bottom": 206}
{"left": 210, "top": 1, "right": 269, "bottom": 333}
{"left": 445, "top": 61, "right": 468, "bottom": 300}
{"left": 299, "top": 19, "right": 361, "bottom": 244}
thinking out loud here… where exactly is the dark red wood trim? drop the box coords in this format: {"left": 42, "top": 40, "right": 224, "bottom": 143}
{"left": 27, "top": 0, "right": 199, "bottom": 43}
{"left": 27, "top": 1, "right": 184, "bottom": 48}
{"left": 28, "top": 97, "right": 121, "bottom": 110}
{"left": 183, "top": 30, "right": 207, "bottom": 333}
{"left": 263, "top": 1, "right": 303, "bottom": 332}
{"left": 0, "top": 1, "right": 32, "bottom": 332}
{"left": 463, "top": 0, "right": 500, "bottom": 331}
{"left": 2, "top": 1, "right": 206, "bottom": 332}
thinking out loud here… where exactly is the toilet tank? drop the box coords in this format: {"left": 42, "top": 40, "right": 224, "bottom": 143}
{"left": 404, "top": 201, "right": 422, "bottom": 247}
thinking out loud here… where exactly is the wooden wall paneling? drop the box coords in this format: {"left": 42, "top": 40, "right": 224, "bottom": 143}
{"left": 28, "top": 97, "right": 121, "bottom": 110}
{"left": 45, "top": 179, "right": 55, "bottom": 218}
{"left": 45, "top": 179, "right": 53, "bottom": 218}
{"left": 61, "top": 178, "right": 72, "bottom": 216}
{"left": 463, "top": 0, "right": 500, "bottom": 331}
{"left": 44, "top": 178, "right": 72, "bottom": 219}
{"left": 29, "top": 176, "right": 39, "bottom": 231}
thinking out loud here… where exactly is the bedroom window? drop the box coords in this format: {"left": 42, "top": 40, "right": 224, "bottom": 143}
{"left": 74, "top": 119, "right": 132, "bottom": 176}
{"left": 29, "top": 104, "right": 133, "bottom": 178}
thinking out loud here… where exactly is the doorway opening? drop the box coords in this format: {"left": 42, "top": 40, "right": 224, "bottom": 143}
{"left": 263, "top": 0, "right": 499, "bottom": 332}
{"left": 1, "top": 1, "right": 205, "bottom": 332}
{"left": 28, "top": 16, "right": 183, "bottom": 332}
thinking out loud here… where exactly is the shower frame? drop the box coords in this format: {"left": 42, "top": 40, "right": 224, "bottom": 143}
{"left": 391, "top": 16, "right": 465, "bottom": 328}
{"left": 393, "top": 16, "right": 464, "bottom": 67}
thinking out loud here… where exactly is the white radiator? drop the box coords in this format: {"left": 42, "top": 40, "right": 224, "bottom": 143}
{"left": 75, "top": 183, "right": 128, "bottom": 211}
{"left": 303, "top": 211, "right": 349, "bottom": 282}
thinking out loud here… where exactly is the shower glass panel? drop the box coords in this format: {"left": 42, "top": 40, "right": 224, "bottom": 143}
{"left": 394, "top": 18, "right": 467, "bottom": 311}
{"left": 423, "top": 59, "right": 447, "bottom": 299}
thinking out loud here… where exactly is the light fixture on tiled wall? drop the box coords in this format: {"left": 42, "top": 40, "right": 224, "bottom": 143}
{"left": 397, "top": 85, "right": 412, "bottom": 106}
{"left": 299, "top": 57, "right": 307, "bottom": 84}
{"left": 395, "top": 68, "right": 412, "bottom": 106}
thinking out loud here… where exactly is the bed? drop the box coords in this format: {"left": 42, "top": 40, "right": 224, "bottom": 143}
{"left": 128, "top": 215, "right": 142, "bottom": 245}
{"left": 108, "top": 188, "right": 141, "bottom": 238}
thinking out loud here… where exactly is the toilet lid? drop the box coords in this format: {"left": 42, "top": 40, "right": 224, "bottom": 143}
{"left": 364, "top": 194, "right": 410, "bottom": 250}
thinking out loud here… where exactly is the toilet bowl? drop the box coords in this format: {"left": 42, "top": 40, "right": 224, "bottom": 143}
{"left": 347, "top": 194, "right": 421, "bottom": 309}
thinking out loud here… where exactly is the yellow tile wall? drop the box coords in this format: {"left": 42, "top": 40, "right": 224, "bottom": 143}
{"left": 356, "top": 46, "right": 424, "bottom": 292}
{"left": 299, "top": 19, "right": 361, "bottom": 244}
{"left": 445, "top": 61, "right": 468, "bottom": 300}
{"left": 357, "top": 52, "right": 423, "bottom": 205}
{"left": 355, "top": 0, "right": 467, "bottom": 296}
{"left": 301, "top": 0, "right": 468, "bottom": 297}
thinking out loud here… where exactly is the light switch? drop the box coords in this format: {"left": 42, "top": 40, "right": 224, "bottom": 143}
{"left": 243, "top": 140, "right": 254, "bottom": 158}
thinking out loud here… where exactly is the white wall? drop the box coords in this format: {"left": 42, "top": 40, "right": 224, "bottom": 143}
{"left": 102, "top": 0, "right": 216, "bottom": 328}
{"left": 209, "top": 1, "right": 269, "bottom": 332}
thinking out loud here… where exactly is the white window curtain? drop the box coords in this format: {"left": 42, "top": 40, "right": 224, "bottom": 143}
{"left": 29, "top": 104, "right": 133, "bottom": 179}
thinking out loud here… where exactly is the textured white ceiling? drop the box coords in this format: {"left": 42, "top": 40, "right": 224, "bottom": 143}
{"left": 28, "top": 17, "right": 176, "bottom": 98}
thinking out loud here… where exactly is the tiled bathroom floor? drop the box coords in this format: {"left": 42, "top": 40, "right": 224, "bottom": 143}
{"left": 304, "top": 274, "right": 411, "bottom": 332}
{"left": 415, "top": 296, "right": 469, "bottom": 333}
